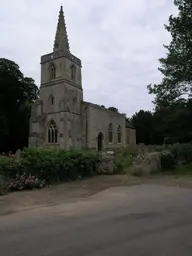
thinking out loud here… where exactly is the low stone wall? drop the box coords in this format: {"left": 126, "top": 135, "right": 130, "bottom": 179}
{"left": 131, "top": 150, "right": 173, "bottom": 176}
{"left": 131, "top": 152, "right": 161, "bottom": 176}
{"left": 117, "top": 144, "right": 165, "bottom": 155}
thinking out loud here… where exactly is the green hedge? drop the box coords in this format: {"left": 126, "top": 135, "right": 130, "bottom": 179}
{"left": 171, "top": 143, "right": 192, "bottom": 165}
{"left": 0, "top": 148, "right": 101, "bottom": 185}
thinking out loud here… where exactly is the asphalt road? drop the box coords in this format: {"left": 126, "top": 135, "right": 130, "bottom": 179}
{"left": 1, "top": 184, "right": 192, "bottom": 256}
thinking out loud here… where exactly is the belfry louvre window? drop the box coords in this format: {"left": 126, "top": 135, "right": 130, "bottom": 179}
{"left": 50, "top": 63, "right": 56, "bottom": 79}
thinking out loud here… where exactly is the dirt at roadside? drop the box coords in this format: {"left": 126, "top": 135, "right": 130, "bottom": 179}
{"left": 0, "top": 174, "right": 192, "bottom": 216}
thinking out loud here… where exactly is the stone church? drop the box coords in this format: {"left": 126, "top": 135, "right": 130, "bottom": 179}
{"left": 29, "top": 6, "right": 136, "bottom": 151}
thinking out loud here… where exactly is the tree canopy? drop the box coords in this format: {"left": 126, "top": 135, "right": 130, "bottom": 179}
{"left": 0, "top": 58, "right": 39, "bottom": 152}
{"left": 148, "top": 0, "right": 192, "bottom": 107}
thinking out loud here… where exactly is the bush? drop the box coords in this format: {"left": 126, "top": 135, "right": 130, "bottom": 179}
{"left": 160, "top": 151, "right": 176, "bottom": 171}
{"left": 0, "top": 148, "right": 102, "bottom": 194}
{"left": 0, "top": 174, "right": 8, "bottom": 195}
{"left": 21, "top": 148, "right": 100, "bottom": 182}
{"left": 171, "top": 143, "right": 192, "bottom": 164}
{"left": 0, "top": 156, "right": 26, "bottom": 177}
{"left": 5, "top": 173, "right": 47, "bottom": 191}
{"left": 114, "top": 151, "right": 133, "bottom": 174}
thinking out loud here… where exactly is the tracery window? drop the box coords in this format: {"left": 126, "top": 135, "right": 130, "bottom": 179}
{"left": 48, "top": 120, "right": 58, "bottom": 144}
{"left": 50, "top": 63, "right": 56, "bottom": 79}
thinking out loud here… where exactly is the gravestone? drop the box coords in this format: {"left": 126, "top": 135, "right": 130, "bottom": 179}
{"left": 15, "top": 149, "right": 21, "bottom": 157}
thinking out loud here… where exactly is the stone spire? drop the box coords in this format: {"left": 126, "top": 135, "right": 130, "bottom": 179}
{"left": 53, "top": 5, "right": 70, "bottom": 52}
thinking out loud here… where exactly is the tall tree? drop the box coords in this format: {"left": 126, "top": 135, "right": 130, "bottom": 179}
{"left": 0, "top": 58, "right": 39, "bottom": 152}
{"left": 148, "top": 0, "right": 192, "bottom": 107}
{"left": 130, "top": 110, "right": 155, "bottom": 144}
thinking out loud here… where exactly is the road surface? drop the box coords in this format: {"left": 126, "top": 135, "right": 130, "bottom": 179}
{"left": 1, "top": 184, "right": 192, "bottom": 255}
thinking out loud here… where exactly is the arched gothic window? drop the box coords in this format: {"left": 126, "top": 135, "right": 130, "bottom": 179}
{"left": 117, "top": 125, "right": 122, "bottom": 143}
{"left": 108, "top": 123, "right": 113, "bottom": 143}
{"left": 71, "top": 64, "right": 76, "bottom": 80}
{"left": 48, "top": 120, "right": 58, "bottom": 144}
{"left": 50, "top": 63, "right": 56, "bottom": 79}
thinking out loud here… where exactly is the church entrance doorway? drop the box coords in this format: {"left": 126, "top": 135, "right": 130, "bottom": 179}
{"left": 97, "top": 132, "right": 104, "bottom": 151}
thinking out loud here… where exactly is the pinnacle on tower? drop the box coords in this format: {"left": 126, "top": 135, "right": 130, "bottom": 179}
{"left": 53, "top": 5, "right": 70, "bottom": 52}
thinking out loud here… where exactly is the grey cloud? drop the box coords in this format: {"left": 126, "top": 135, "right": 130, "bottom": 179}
{"left": 0, "top": 0, "right": 177, "bottom": 116}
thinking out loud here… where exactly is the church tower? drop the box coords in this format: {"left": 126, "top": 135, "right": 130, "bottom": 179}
{"left": 29, "top": 5, "right": 83, "bottom": 149}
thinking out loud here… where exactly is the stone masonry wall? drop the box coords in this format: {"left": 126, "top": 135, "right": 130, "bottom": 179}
{"left": 85, "top": 102, "right": 126, "bottom": 150}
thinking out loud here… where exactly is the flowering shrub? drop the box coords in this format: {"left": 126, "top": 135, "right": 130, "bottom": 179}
{"left": 0, "top": 148, "right": 130, "bottom": 195}
{"left": 97, "top": 159, "right": 116, "bottom": 174}
{"left": 0, "top": 173, "right": 47, "bottom": 195}
{"left": 0, "top": 148, "right": 101, "bottom": 194}
{"left": 5, "top": 173, "right": 48, "bottom": 191}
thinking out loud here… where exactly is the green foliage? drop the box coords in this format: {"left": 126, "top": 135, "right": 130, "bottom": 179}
{"left": 158, "top": 142, "right": 192, "bottom": 173}
{"left": 129, "top": 101, "right": 192, "bottom": 145}
{"left": 148, "top": 0, "right": 192, "bottom": 106}
{"left": 171, "top": 142, "right": 192, "bottom": 164}
{"left": 0, "top": 156, "right": 26, "bottom": 177}
{"left": 0, "top": 58, "right": 39, "bottom": 152}
{"left": 20, "top": 148, "right": 100, "bottom": 183}
{"left": 174, "top": 164, "right": 192, "bottom": 174}
{"left": 114, "top": 151, "right": 133, "bottom": 174}
{"left": 131, "top": 110, "right": 156, "bottom": 144}
{"left": 132, "top": 0, "right": 192, "bottom": 146}
{"left": 0, "top": 149, "right": 101, "bottom": 188}
{"left": 0, "top": 174, "right": 7, "bottom": 195}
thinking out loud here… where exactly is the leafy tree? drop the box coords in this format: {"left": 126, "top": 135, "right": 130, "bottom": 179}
{"left": 131, "top": 100, "right": 192, "bottom": 145}
{"left": 130, "top": 110, "right": 155, "bottom": 144}
{"left": 148, "top": 0, "right": 192, "bottom": 107}
{"left": 0, "top": 58, "right": 39, "bottom": 152}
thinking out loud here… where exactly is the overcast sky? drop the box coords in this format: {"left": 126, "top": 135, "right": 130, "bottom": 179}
{"left": 0, "top": 0, "right": 176, "bottom": 116}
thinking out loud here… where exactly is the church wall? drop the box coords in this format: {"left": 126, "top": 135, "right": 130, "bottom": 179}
{"left": 86, "top": 103, "right": 126, "bottom": 150}
{"left": 65, "top": 112, "right": 82, "bottom": 149}
{"left": 33, "top": 111, "right": 82, "bottom": 149}
{"left": 80, "top": 102, "right": 91, "bottom": 149}
{"left": 126, "top": 127, "right": 136, "bottom": 145}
